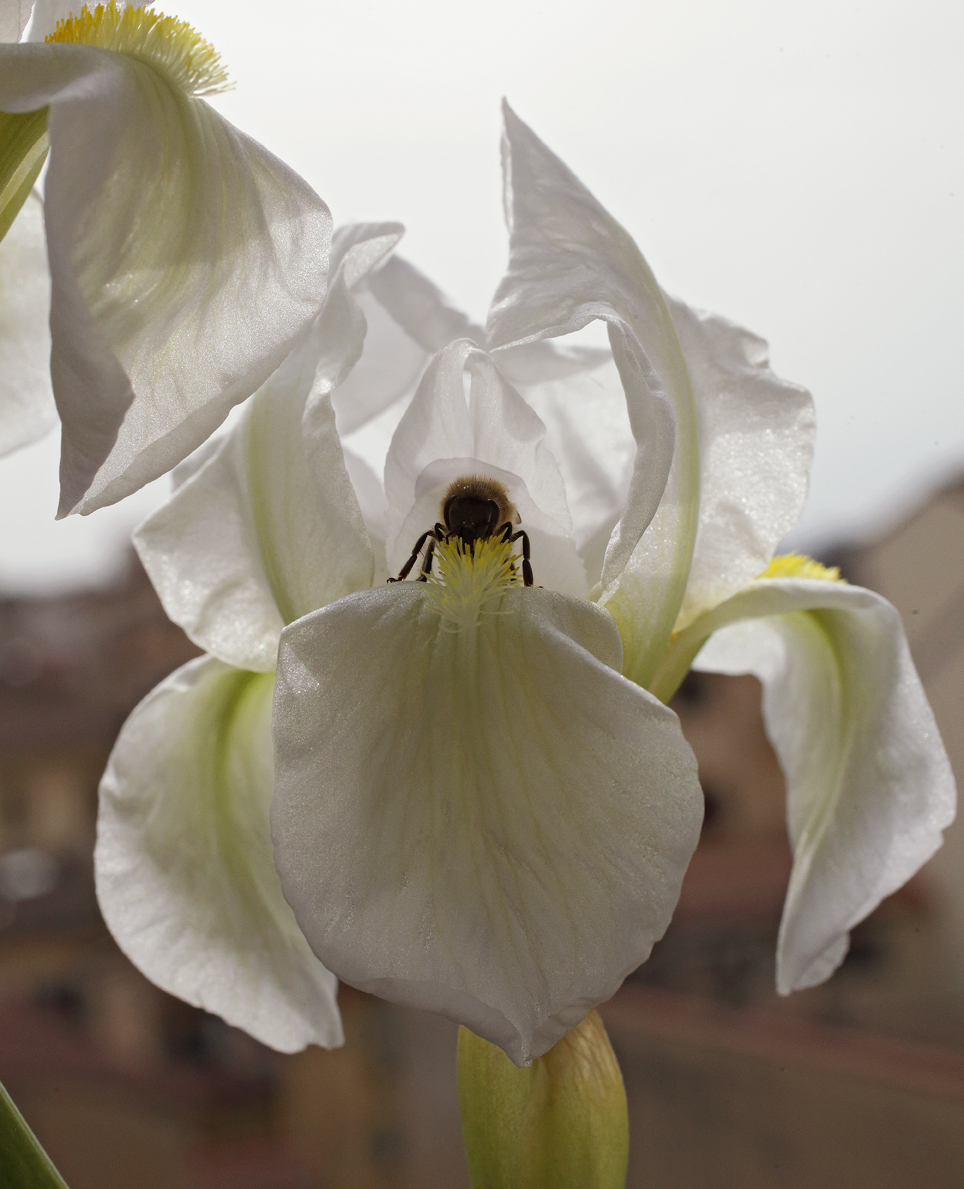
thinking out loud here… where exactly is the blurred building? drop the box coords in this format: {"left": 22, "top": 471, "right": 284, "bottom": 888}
{"left": 0, "top": 483, "right": 963, "bottom": 1188}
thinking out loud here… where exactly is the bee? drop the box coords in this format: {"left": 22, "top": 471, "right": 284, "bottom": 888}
{"left": 388, "top": 476, "right": 533, "bottom": 586}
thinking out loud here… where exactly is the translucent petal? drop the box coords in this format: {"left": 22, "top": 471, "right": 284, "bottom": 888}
{"left": 272, "top": 584, "right": 703, "bottom": 1065}
{"left": 668, "top": 299, "right": 815, "bottom": 629}
{"left": 333, "top": 252, "right": 609, "bottom": 496}
{"left": 332, "top": 254, "right": 481, "bottom": 438}
{"left": 331, "top": 285, "right": 427, "bottom": 436}
{"left": 0, "top": 191, "right": 55, "bottom": 456}
{"left": 134, "top": 226, "right": 395, "bottom": 670}
{"left": 23, "top": 0, "right": 69, "bottom": 41}
{"left": 488, "top": 104, "right": 695, "bottom": 685}
{"left": 0, "top": 0, "right": 31, "bottom": 42}
{"left": 96, "top": 656, "right": 343, "bottom": 1053}
{"left": 519, "top": 356, "right": 635, "bottom": 585}
{"left": 383, "top": 339, "right": 586, "bottom": 594}
{"left": 0, "top": 44, "right": 332, "bottom": 515}
{"left": 672, "top": 578, "right": 956, "bottom": 994}
{"left": 368, "top": 252, "right": 483, "bottom": 351}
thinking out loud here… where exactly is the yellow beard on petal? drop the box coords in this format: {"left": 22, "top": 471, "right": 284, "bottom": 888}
{"left": 758, "top": 552, "right": 845, "bottom": 583}
{"left": 46, "top": 1, "right": 230, "bottom": 97}
{"left": 425, "top": 535, "right": 523, "bottom": 632}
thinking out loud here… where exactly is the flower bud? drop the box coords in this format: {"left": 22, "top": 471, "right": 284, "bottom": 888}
{"left": 457, "top": 1009, "right": 629, "bottom": 1189}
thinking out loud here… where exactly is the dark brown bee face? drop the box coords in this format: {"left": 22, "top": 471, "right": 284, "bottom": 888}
{"left": 441, "top": 476, "right": 518, "bottom": 545}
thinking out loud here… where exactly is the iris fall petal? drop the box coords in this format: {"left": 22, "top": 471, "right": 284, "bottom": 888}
{"left": 97, "top": 655, "right": 342, "bottom": 1053}
{"left": 271, "top": 583, "right": 703, "bottom": 1066}
{"left": 661, "top": 576, "right": 956, "bottom": 993}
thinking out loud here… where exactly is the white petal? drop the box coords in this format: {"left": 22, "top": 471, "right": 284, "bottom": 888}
{"left": 368, "top": 253, "right": 483, "bottom": 350}
{"left": 496, "top": 337, "right": 612, "bottom": 387}
{"left": 134, "top": 227, "right": 396, "bottom": 670}
{"left": 519, "top": 355, "right": 635, "bottom": 584}
{"left": 0, "top": 0, "right": 31, "bottom": 42}
{"left": 271, "top": 584, "right": 703, "bottom": 1066}
{"left": 0, "top": 190, "right": 55, "bottom": 455}
{"left": 96, "top": 656, "right": 342, "bottom": 1053}
{"left": 680, "top": 579, "right": 956, "bottom": 994}
{"left": 488, "top": 104, "right": 696, "bottom": 687}
{"left": 0, "top": 44, "right": 332, "bottom": 515}
{"left": 668, "top": 299, "right": 815, "bottom": 628}
{"left": 383, "top": 339, "right": 586, "bottom": 593}
{"left": 334, "top": 258, "right": 605, "bottom": 485}
{"left": 332, "top": 253, "right": 482, "bottom": 437}
{"left": 23, "top": 0, "right": 67, "bottom": 41}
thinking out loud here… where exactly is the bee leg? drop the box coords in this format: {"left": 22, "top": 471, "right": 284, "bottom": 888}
{"left": 416, "top": 535, "right": 438, "bottom": 582}
{"left": 510, "top": 530, "right": 533, "bottom": 587}
{"left": 388, "top": 529, "right": 436, "bottom": 582}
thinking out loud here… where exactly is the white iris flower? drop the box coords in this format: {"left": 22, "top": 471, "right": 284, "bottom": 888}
{"left": 96, "top": 106, "right": 954, "bottom": 1068}
{"left": 0, "top": 0, "right": 332, "bottom": 513}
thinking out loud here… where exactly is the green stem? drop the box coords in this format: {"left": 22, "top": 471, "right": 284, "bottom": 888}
{"left": 0, "top": 1078, "right": 71, "bottom": 1188}
{"left": 0, "top": 108, "right": 50, "bottom": 244}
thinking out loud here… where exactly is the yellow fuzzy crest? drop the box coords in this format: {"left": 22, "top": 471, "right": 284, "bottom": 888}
{"left": 47, "top": 2, "right": 230, "bottom": 97}
{"left": 759, "top": 553, "right": 844, "bottom": 583}
{"left": 424, "top": 536, "right": 522, "bottom": 631}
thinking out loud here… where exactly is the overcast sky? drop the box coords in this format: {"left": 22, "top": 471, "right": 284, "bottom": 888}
{"left": 3, "top": 0, "right": 962, "bottom": 591}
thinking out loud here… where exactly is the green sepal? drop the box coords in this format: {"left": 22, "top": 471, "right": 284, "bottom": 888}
{"left": 0, "top": 1077, "right": 70, "bottom": 1188}
{"left": 457, "top": 1010, "right": 629, "bottom": 1189}
{"left": 0, "top": 108, "right": 49, "bottom": 245}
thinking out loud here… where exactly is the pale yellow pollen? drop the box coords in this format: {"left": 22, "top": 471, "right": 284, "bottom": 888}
{"left": 758, "top": 552, "right": 845, "bottom": 583}
{"left": 46, "top": 2, "right": 230, "bottom": 97}
{"left": 424, "top": 535, "right": 522, "bottom": 631}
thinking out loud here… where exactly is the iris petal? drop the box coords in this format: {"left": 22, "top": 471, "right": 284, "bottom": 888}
{"left": 272, "top": 583, "right": 703, "bottom": 1065}
{"left": 660, "top": 577, "right": 956, "bottom": 993}
{"left": 0, "top": 41, "right": 332, "bottom": 515}
{"left": 134, "top": 225, "right": 397, "bottom": 670}
{"left": 96, "top": 655, "right": 342, "bottom": 1053}
{"left": 488, "top": 104, "right": 697, "bottom": 687}
{"left": 667, "top": 299, "right": 816, "bottom": 629}
{"left": 0, "top": 190, "right": 55, "bottom": 455}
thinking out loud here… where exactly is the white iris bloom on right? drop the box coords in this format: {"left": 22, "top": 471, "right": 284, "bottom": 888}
{"left": 96, "top": 105, "right": 954, "bottom": 1068}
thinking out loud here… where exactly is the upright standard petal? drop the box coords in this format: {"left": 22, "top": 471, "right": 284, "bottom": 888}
{"left": 134, "top": 225, "right": 398, "bottom": 670}
{"left": 272, "top": 583, "right": 703, "bottom": 1066}
{"left": 0, "top": 15, "right": 332, "bottom": 515}
{"left": 0, "top": 189, "right": 55, "bottom": 455}
{"left": 653, "top": 564, "right": 956, "bottom": 994}
{"left": 96, "top": 655, "right": 342, "bottom": 1053}
{"left": 667, "top": 299, "right": 815, "bottom": 630}
{"left": 383, "top": 339, "right": 587, "bottom": 594}
{"left": 518, "top": 357, "right": 636, "bottom": 586}
{"left": 488, "top": 104, "right": 695, "bottom": 685}
{"left": 332, "top": 253, "right": 483, "bottom": 438}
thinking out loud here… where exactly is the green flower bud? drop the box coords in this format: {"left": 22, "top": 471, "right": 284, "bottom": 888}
{"left": 457, "top": 1009, "right": 629, "bottom": 1189}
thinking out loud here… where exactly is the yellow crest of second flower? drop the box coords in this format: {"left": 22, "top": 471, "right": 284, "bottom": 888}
{"left": 759, "top": 552, "right": 844, "bottom": 583}
{"left": 46, "top": 1, "right": 230, "bottom": 97}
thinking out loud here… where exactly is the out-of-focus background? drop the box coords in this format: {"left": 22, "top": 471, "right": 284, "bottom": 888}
{"left": 3, "top": 0, "right": 964, "bottom": 1185}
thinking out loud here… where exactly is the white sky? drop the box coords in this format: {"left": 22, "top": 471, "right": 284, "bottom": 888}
{"left": 3, "top": 0, "right": 962, "bottom": 591}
